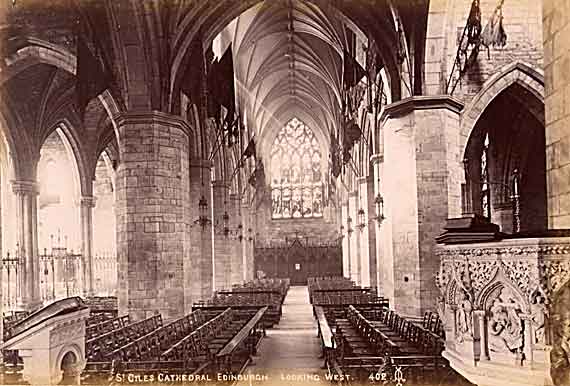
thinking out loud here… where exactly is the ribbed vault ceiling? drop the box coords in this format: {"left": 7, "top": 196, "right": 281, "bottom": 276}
{"left": 216, "top": 0, "right": 367, "bottom": 155}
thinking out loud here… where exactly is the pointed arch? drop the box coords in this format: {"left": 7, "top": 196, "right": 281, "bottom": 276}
{"left": 460, "top": 61, "right": 544, "bottom": 153}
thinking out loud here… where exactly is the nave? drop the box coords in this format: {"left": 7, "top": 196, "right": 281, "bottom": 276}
{"left": 2, "top": 278, "right": 474, "bottom": 386}
{"left": 0, "top": 0, "right": 569, "bottom": 385}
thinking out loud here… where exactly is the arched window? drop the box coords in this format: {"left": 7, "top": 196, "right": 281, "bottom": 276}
{"left": 270, "top": 118, "right": 323, "bottom": 219}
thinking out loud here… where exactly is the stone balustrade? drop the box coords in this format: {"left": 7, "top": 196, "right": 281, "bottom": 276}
{"left": 435, "top": 236, "right": 570, "bottom": 386}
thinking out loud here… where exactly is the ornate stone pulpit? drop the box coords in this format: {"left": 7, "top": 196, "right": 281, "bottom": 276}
{"left": 435, "top": 228, "right": 570, "bottom": 386}
{"left": 2, "top": 297, "right": 90, "bottom": 385}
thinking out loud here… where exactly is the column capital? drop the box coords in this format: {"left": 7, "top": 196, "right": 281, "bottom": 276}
{"left": 212, "top": 180, "right": 230, "bottom": 189}
{"left": 115, "top": 110, "right": 192, "bottom": 138}
{"left": 229, "top": 193, "right": 242, "bottom": 202}
{"left": 79, "top": 196, "right": 97, "bottom": 208}
{"left": 370, "top": 153, "right": 384, "bottom": 164}
{"left": 189, "top": 159, "right": 213, "bottom": 169}
{"left": 11, "top": 180, "right": 38, "bottom": 196}
{"left": 379, "top": 95, "right": 464, "bottom": 122}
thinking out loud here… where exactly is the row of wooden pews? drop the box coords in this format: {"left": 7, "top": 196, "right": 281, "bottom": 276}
{"left": 2, "top": 288, "right": 271, "bottom": 385}
{"left": 193, "top": 278, "right": 289, "bottom": 327}
{"left": 333, "top": 306, "right": 471, "bottom": 384}
{"left": 309, "top": 277, "right": 389, "bottom": 333}
{"left": 309, "top": 277, "right": 386, "bottom": 382}
{"left": 309, "top": 277, "right": 468, "bottom": 385}
{"left": 82, "top": 306, "right": 268, "bottom": 384}
{"left": 86, "top": 314, "right": 163, "bottom": 362}
{"left": 86, "top": 315, "right": 130, "bottom": 340}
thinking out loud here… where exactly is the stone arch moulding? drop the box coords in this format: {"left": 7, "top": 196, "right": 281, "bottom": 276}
{"left": 42, "top": 121, "right": 91, "bottom": 199}
{"left": 0, "top": 37, "right": 127, "bottom": 163}
{"left": 475, "top": 263, "right": 530, "bottom": 314}
{"left": 53, "top": 343, "right": 85, "bottom": 384}
{"left": 0, "top": 38, "right": 76, "bottom": 85}
{"left": 460, "top": 61, "right": 545, "bottom": 154}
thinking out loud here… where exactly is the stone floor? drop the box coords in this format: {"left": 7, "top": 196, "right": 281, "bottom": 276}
{"left": 236, "top": 286, "right": 331, "bottom": 385}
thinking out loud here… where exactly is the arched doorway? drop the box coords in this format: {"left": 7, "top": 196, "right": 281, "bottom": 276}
{"left": 463, "top": 82, "right": 546, "bottom": 234}
{"left": 59, "top": 351, "right": 78, "bottom": 385}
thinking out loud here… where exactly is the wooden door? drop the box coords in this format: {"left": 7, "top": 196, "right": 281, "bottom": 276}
{"left": 287, "top": 239, "right": 308, "bottom": 285}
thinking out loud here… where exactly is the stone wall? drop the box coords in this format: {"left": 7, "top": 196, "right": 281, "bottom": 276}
{"left": 254, "top": 194, "right": 339, "bottom": 246}
{"left": 544, "top": 0, "right": 570, "bottom": 228}
{"left": 425, "top": 0, "right": 543, "bottom": 100}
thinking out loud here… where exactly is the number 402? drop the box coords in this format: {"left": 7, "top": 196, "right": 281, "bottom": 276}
{"left": 368, "top": 372, "right": 387, "bottom": 382}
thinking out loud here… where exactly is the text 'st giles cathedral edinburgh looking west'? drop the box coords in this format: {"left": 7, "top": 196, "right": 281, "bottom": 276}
{"left": 0, "top": 0, "right": 569, "bottom": 385}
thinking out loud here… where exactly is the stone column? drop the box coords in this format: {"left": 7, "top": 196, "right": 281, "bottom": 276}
{"left": 474, "top": 310, "right": 489, "bottom": 360}
{"left": 212, "top": 181, "right": 231, "bottom": 291}
{"left": 357, "top": 177, "right": 370, "bottom": 287}
{"left": 367, "top": 175, "right": 378, "bottom": 290}
{"left": 381, "top": 96, "right": 463, "bottom": 316}
{"left": 229, "top": 194, "right": 243, "bottom": 286}
{"left": 115, "top": 112, "right": 191, "bottom": 321}
{"left": 79, "top": 196, "right": 96, "bottom": 297}
{"left": 241, "top": 202, "right": 250, "bottom": 282}
{"left": 544, "top": 0, "right": 570, "bottom": 228}
{"left": 368, "top": 154, "right": 385, "bottom": 296}
{"left": 187, "top": 159, "right": 213, "bottom": 312}
{"left": 247, "top": 207, "right": 256, "bottom": 281}
{"left": 341, "top": 201, "right": 350, "bottom": 278}
{"left": 348, "top": 191, "right": 360, "bottom": 284}
{"left": 12, "top": 180, "right": 40, "bottom": 310}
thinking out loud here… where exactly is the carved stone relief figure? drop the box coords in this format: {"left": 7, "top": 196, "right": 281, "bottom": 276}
{"left": 487, "top": 287, "right": 524, "bottom": 355}
{"left": 456, "top": 290, "right": 473, "bottom": 343}
{"left": 551, "top": 281, "right": 570, "bottom": 386}
{"left": 530, "top": 293, "right": 547, "bottom": 345}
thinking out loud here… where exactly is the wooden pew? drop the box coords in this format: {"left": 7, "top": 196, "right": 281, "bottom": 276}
{"left": 215, "top": 306, "right": 267, "bottom": 374}
{"left": 100, "top": 307, "right": 262, "bottom": 380}
{"left": 314, "top": 306, "right": 334, "bottom": 364}
{"left": 82, "top": 310, "right": 219, "bottom": 384}
{"left": 333, "top": 306, "right": 449, "bottom": 383}
{"left": 86, "top": 315, "right": 163, "bottom": 361}
{"left": 107, "top": 310, "right": 218, "bottom": 362}
{"left": 86, "top": 315, "right": 130, "bottom": 340}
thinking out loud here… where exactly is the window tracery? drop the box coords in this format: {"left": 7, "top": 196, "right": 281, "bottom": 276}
{"left": 270, "top": 118, "right": 323, "bottom": 219}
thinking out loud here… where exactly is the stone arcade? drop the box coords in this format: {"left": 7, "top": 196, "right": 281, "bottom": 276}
{"left": 0, "top": 0, "right": 568, "bottom": 385}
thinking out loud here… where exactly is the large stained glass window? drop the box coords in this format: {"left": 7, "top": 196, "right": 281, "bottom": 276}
{"left": 270, "top": 118, "right": 323, "bottom": 219}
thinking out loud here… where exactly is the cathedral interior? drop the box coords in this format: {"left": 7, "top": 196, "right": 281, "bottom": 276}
{"left": 0, "top": 0, "right": 569, "bottom": 385}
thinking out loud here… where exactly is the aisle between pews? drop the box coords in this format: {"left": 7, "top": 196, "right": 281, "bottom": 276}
{"left": 237, "top": 286, "right": 334, "bottom": 386}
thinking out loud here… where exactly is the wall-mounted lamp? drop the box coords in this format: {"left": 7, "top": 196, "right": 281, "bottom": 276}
{"left": 194, "top": 195, "right": 212, "bottom": 230}
{"left": 347, "top": 217, "right": 354, "bottom": 237}
{"left": 222, "top": 211, "right": 230, "bottom": 237}
{"left": 375, "top": 194, "right": 385, "bottom": 224}
{"left": 237, "top": 224, "right": 244, "bottom": 242}
{"left": 357, "top": 208, "right": 366, "bottom": 231}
